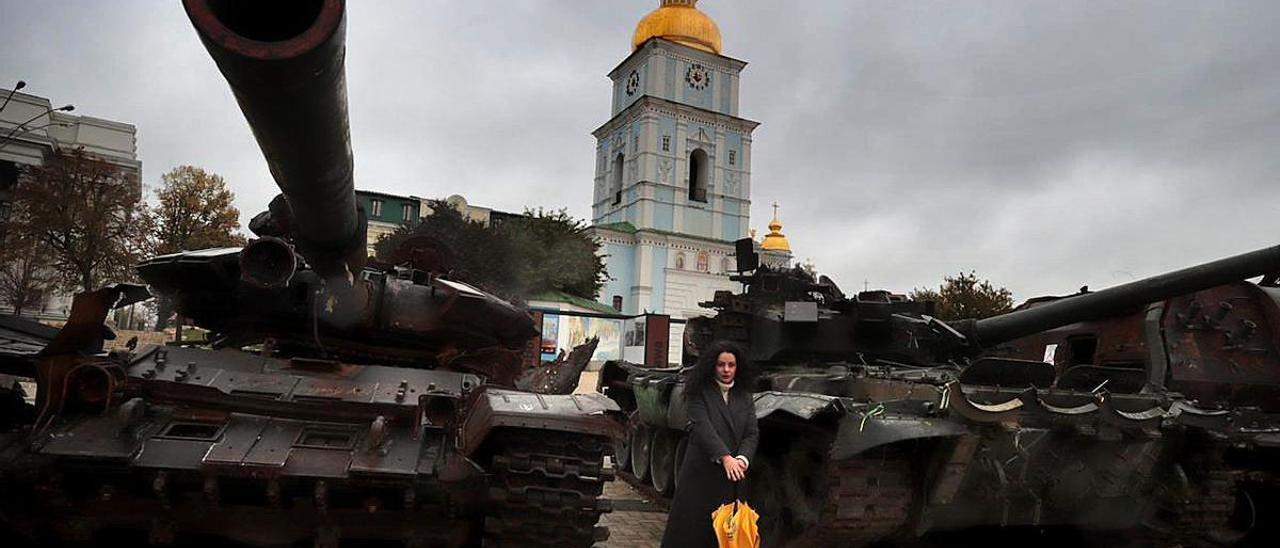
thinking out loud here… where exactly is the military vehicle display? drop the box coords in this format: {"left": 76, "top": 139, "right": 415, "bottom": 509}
{"left": 0, "top": 1, "right": 618, "bottom": 546}
{"left": 600, "top": 240, "right": 1280, "bottom": 546}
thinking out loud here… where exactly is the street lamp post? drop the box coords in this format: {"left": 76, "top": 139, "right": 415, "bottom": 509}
{"left": 1, "top": 103, "right": 75, "bottom": 146}
{"left": 0, "top": 80, "right": 26, "bottom": 113}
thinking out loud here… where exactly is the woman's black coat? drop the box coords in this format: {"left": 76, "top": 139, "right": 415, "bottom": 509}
{"left": 660, "top": 384, "right": 760, "bottom": 548}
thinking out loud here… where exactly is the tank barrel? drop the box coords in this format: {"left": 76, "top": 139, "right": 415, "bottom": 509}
{"left": 183, "top": 0, "right": 364, "bottom": 279}
{"left": 969, "top": 244, "right": 1280, "bottom": 346}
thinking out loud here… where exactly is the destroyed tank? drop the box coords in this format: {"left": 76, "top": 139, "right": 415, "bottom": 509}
{"left": 985, "top": 275, "right": 1280, "bottom": 545}
{"left": 600, "top": 240, "right": 1280, "bottom": 546}
{"left": 0, "top": 1, "right": 618, "bottom": 546}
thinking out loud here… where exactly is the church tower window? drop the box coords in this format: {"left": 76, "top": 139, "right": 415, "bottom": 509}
{"left": 728, "top": 150, "right": 736, "bottom": 165}
{"left": 611, "top": 153, "right": 625, "bottom": 205}
{"left": 688, "top": 148, "right": 708, "bottom": 202}
{"left": 662, "top": 135, "right": 671, "bottom": 152}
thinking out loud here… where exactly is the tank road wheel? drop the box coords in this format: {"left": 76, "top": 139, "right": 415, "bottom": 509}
{"left": 650, "top": 429, "right": 677, "bottom": 495}
{"left": 612, "top": 413, "right": 634, "bottom": 473}
{"left": 673, "top": 434, "right": 689, "bottom": 491}
{"left": 631, "top": 423, "right": 652, "bottom": 482}
{"left": 483, "top": 429, "right": 614, "bottom": 547}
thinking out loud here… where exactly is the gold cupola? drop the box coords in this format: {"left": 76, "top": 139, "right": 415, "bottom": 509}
{"left": 632, "top": 0, "right": 723, "bottom": 55}
{"left": 760, "top": 203, "right": 791, "bottom": 252}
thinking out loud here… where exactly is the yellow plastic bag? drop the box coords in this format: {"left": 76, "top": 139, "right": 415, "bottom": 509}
{"left": 711, "top": 499, "right": 760, "bottom": 548}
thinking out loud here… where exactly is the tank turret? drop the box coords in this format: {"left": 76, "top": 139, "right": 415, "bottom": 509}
{"left": 963, "top": 244, "right": 1280, "bottom": 347}
{"left": 136, "top": 1, "right": 538, "bottom": 379}
{"left": 690, "top": 240, "right": 1280, "bottom": 367}
{"left": 185, "top": 0, "right": 364, "bottom": 281}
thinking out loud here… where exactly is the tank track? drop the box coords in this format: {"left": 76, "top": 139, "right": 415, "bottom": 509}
{"left": 482, "top": 430, "right": 615, "bottom": 547}
{"left": 1133, "top": 468, "right": 1241, "bottom": 548}
{"left": 787, "top": 448, "right": 914, "bottom": 547}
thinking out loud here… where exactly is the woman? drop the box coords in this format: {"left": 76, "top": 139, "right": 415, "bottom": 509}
{"left": 661, "top": 341, "right": 759, "bottom": 548}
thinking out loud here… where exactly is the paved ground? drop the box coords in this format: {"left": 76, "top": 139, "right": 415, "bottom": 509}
{"left": 580, "top": 370, "right": 669, "bottom": 546}
{"left": 596, "top": 473, "right": 668, "bottom": 547}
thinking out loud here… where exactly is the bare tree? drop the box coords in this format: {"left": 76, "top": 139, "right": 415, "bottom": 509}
{"left": 0, "top": 227, "right": 54, "bottom": 316}
{"left": 6, "top": 148, "right": 151, "bottom": 293}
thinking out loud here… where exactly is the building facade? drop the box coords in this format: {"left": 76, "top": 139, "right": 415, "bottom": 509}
{"left": 356, "top": 191, "right": 516, "bottom": 257}
{"left": 357, "top": 189, "right": 423, "bottom": 257}
{"left": 0, "top": 86, "right": 141, "bottom": 320}
{"left": 588, "top": 0, "right": 790, "bottom": 359}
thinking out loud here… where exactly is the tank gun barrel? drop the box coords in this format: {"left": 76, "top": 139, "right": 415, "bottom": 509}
{"left": 183, "top": 0, "right": 364, "bottom": 279}
{"left": 965, "top": 244, "right": 1280, "bottom": 347}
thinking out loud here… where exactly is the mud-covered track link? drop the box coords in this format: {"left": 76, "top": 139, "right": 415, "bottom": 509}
{"left": 765, "top": 446, "right": 913, "bottom": 548}
{"left": 482, "top": 429, "right": 615, "bottom": 547}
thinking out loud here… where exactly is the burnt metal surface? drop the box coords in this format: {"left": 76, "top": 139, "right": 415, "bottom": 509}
{"left": 0, "top": 315, "right": 59, "bottom": 376}
{"left": 515, "top": 337, "right": 599, "bottom": 394}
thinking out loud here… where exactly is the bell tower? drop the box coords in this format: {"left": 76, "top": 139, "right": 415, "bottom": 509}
{"left": 591, "top": 0, "right": 756, "bottom": 241}
{"left": 589, "top": 0, "right": 759, "bottom": 342}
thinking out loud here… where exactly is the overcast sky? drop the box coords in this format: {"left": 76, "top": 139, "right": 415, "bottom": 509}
{"left": 3, "top": 1, "right": 1278, "bottom": 301}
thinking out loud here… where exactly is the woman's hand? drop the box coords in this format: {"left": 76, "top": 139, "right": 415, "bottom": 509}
{"left": 721, "top": 455, "right": 747, "bottom": 482}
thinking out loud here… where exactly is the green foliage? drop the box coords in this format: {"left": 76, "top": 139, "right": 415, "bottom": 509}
{"left": 910, "top": 271, "right": 1014, "bottom": 320}
{"left": 374, "top": 200, "right": 606, "bottom": 301}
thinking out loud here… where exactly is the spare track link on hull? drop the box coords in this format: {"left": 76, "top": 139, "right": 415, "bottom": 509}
{"left": 788, "top": 448, "right": 914, "bottom": 548}
{"left": 483, "top": 429, "right": 615, "bottom": 547}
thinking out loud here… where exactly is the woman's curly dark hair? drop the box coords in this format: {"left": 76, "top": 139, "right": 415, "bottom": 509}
{"left": 684, "top": 340, "right": 755, "bottom": 396}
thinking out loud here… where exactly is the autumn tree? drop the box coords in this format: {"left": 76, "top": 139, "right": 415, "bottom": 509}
{"left": 6, "top": 148, "right": 151, "bottom": 294}
{"left": 151, "top": 165, "right": 246, "bottom": 329}
{"left": 910, "top": 271, "right": 1015, "bottom": 320}
{"left": 374, "top": 200, "right": 606, "bottom": 301}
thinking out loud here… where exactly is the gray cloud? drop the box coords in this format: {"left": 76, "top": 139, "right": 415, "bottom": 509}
{"left": 3, "top": 1, "right": 1278, "bottom": 301}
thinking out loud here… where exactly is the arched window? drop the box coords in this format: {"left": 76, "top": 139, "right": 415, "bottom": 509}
{"left": 611, "top": 153, "right": 625, "bottom": 205}
{"left": 688, "top": 148, "right": 709, "bottom": 202}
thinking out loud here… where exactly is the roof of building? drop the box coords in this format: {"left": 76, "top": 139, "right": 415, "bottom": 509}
{"left": 528, "top": 290, "right": 620, "bottom": 314}
{"left": 633, "top": 0, "right": 722, "bottom": 55}
{"left": 760, "top": 204, "right": 791, "bottom": 252}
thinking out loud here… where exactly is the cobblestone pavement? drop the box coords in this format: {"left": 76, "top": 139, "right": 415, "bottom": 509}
{"left": 595, "top": 474, "right": 668, "bottom": 547}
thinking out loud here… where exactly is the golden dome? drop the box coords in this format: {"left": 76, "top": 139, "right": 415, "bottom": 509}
{"left": 760, "top": 204, "right": 791, "bottom": 252}
{"left": 632, "top": 0, "right": 722, "bottom": 55}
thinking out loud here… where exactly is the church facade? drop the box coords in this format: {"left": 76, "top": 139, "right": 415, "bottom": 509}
{"left": 588, "top": 0, "right": 789, "bottom": 357}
